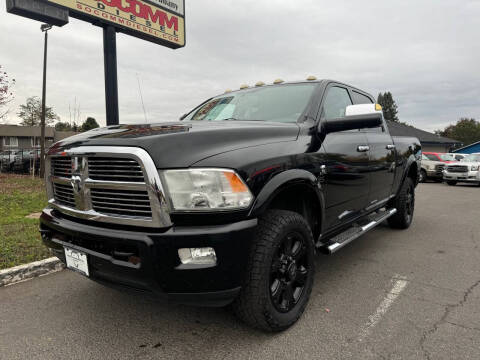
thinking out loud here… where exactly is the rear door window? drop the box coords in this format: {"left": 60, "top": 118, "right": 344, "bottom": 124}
{"left": 352, "top": 91, "right": 373, "bottom": 104}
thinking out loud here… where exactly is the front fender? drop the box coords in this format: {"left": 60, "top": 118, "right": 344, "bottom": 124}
{"left": 248, "top": 169, "right": 326, "bottom": 232}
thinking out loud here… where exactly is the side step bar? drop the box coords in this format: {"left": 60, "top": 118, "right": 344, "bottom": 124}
{"left": 322, "top": 208, "right": 397, "bottom": 254}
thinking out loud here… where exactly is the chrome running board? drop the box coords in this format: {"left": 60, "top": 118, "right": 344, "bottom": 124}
{"left": 322, "top": 208, "right": 397, "bottom": 254}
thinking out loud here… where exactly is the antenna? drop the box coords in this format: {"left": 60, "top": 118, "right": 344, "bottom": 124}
{"left": 136, "top": 73, "right": 148, "bottom": 123}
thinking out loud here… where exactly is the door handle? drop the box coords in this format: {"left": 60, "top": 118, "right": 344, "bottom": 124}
{"left": 386, "top": 144, "right": 395, "bottom": 150}
{"left": 357, "top": 145, "right": 370, "bottom": 152}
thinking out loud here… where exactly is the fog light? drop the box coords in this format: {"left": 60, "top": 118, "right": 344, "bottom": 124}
{"left": 178, "top": 247, "right": 217, "bottom": 265}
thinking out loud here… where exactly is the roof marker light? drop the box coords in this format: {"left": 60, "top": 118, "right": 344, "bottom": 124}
{"left": 306, "top": 75, "right": 317, "bottom": 81}
{"left": 239, "top": 84, "right": 249, "bottom": 89}
{"left": 273, "top": 79, "right": 284, "bottom": 84}
{"left": 255, "top": 81, "right": 265, "bottom": 87}
{"left": 225, "top": 89, "right": 232, "bottom": 93}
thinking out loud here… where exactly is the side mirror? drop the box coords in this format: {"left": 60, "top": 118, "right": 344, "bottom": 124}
{"left": 323, "top": 104, "right": 383, "bottom": 134}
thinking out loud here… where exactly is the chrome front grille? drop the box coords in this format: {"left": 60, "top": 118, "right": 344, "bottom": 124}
{"left": 53, "top": 183, "right": 75, "bottom": 208}
{"left": 435, "top": 164, "right": 445, "bottom": 175}
{"left": 446, "top": 165, "right": 468, "bottom": 173}
{"left": 45, "top": 146, "right": 171, "bottom": 228}
{"left": 52, "top": 157, "right": 72, "bottom": 177}
{"left": 88, "top": 157, "right": 144, "bottom": 182}
{"left": 91, "top": 188, "right": 152, "bottom": 217}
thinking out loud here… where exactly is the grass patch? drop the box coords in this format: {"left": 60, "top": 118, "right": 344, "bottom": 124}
{"left": 0, "top": 174, "right": 51, "bottom": 270}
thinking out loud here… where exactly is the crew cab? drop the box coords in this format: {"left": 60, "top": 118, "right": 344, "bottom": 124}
{"left": 40, "top": 79, "right": 421, "bottom": 332}
{"left": 443, "top": 153, "right": 480, "bottom": 186}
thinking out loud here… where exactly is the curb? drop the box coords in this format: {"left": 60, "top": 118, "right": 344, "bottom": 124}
{"left": 0, "top": 257, "right": 64, "bottom": 288}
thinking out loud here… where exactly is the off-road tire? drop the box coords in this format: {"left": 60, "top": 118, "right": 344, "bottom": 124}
{"left": 388, "top": 177, "right": 415, "bottom": 229}
{"left": 446, "top": 181, "right": 457, "bottom": 186}
{"left": 232, "top": 209, "right": 315, "bottom": 332}
{"left": 419, "top": 169, "right": 427, "bottom": 183}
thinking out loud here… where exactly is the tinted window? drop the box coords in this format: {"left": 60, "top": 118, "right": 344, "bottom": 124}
{"left": 352, "top": 91, "right": 373, "bottom": 104}
{"left": 321, "top": 87, "right": 352, "bottom": 120}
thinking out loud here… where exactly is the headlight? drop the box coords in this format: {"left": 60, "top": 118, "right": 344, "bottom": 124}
{"left": 161, "top": 168, "right": 253, "bottom": 211}
{"left": 472, "top": 165, "right": 479, "bottom": 171}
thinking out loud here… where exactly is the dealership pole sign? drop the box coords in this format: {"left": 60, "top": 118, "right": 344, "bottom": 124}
{"left": 6, "top": 0, "right": 185, "bottom": 124}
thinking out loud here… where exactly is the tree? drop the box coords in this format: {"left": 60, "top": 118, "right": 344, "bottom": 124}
{"left": 377, "top": 92, "right": 399, "bottom": 122}
{"left": 55, "top": 121, "right": 74, "bottom": 131}
{"left": 80, "top": 117, "right": 99, "bottom": 132}
{"left": 435, "top": 118, "right": 480, "bottom": 146}
{"left": 0, "top": 65, "right": 15, "bottom": 121}
{"left": 18, "top": 96, "right": 59, "bottom": 126}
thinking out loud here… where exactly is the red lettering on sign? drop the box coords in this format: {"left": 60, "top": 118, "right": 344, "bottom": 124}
{"left": 98, "top": 0, "right": 179, "bottom": 31}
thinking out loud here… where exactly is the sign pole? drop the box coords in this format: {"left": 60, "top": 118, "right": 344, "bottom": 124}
{"left": 103, "top": 25, "right": 119, "bottom": 126}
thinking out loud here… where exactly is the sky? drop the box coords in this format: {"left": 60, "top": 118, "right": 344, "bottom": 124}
{"left": 0, "top": 0, "right": 479, "bottom": 132}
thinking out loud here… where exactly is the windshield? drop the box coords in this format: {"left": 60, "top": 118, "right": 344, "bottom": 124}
{"left": 424, "top": 153, "right": 439, "bottom": 161}
{"left": 439, "top": 154, "right": 455, "bottom": 161}
{"left": 462, "top": 154, "right": 480, "bottom": 162}
{"left": 184, "top": 84, "right": 317, "bottom": 123}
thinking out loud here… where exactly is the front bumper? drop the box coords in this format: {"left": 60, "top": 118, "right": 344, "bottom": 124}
{"left": 426, "top": 169, "right": 443, "bottom": 178}
{"left": 40, "top": 208, "right": 257, "bottom": 306}
{"left": 443, "top": 171, "right": 480, "bottom": 183}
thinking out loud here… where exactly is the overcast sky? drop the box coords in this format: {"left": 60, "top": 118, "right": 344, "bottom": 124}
{"left": 1, "top": 0, "right": 479, "bottom": 132}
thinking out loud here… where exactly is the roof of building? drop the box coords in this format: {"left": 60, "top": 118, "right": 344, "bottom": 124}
{"left": 54, "top": 131, "right": 78, "bottom": 141}
{"left": 386, "top": 121, "right": 461, "bottom": 145}
{"left": 0, "top": 124, "right": 55, "bottom": 138}
{"left": 452, "top": 140, "right": 480, "bottom": 153}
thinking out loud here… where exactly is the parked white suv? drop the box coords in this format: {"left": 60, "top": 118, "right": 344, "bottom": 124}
{"left": 443, "top": 153, "right": 480, "bottom": 186}
{"left": 420, "top": 154, "right": 445, "bottom": 182}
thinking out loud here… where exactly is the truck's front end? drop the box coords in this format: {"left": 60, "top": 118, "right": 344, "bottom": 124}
{"left": 40, "top": 144, "right": 258, "bottom": 306}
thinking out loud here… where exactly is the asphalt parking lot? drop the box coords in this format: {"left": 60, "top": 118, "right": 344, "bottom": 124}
{"left": 1, "top": 182, "right": 479, "bottom": 360}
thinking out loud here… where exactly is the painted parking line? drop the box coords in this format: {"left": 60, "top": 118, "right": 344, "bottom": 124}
{"left": 358, "top": 274, "right": 409, "bottom": 342}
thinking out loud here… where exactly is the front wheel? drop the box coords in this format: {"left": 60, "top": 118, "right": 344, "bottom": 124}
{"left": 446, "top": 181, "right": 457, "bottom": 186}
{"left": 388, "top": 177, "right": 415, "bottom": 229}
{"left": 419, "top": 169, "right": 427, "bottom": 183}
{"left": 232, "top": 210, "right": 315, "bottom": 332}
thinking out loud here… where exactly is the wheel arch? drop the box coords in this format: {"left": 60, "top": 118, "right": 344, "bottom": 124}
{"left": 249, "top": 169, "right": 325, "bottom": 240}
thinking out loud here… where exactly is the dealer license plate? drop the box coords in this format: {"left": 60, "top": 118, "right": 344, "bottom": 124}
{"left": 64, "top": 248, "right": 89, "bottom": 277}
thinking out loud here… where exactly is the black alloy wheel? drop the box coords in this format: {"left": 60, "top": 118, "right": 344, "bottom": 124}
{"left": 270, "top": 232, "right": 309, "bottom": 313}
{"left": 232, "top": 209, "right": 315, "bottom": 332}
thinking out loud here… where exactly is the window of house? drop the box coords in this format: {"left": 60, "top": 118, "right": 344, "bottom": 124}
{"left": 3, "top": 137, "right": 18, "bottom": 147}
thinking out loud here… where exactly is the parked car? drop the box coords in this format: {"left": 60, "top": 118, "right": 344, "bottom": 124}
{"left": 443, "top": 153, "right": 480, "bottom": 186}
{"left": 13, "top": 150, "right": 40, "bottom": 173}
{"left": 0, "top": 149, "right": 19, "bottom": 171}
{"left": 420, "top": 154, "right": 445, "bottom": 182}
{"left": 449, "top": 153, "right": 467, "bottom": 161}
{"left": 423, "top": 152, "right": 456, "bottom": 163}
{"left": 40, "top": 79, "right": 421, "bottom": 331}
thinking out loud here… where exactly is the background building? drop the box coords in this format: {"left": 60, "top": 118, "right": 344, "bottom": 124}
{"left": 0, "top": 125, "right": 77, "bottom": 152}
{"left": 386, "top": 121, "right": 461, "bottom": 153}
{"left": 452, "top": 141, "right": 480, "bottom": 154}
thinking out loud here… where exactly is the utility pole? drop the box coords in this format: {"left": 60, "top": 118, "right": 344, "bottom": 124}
{"left": 103, "top": 25, "right": 119, "bottom": 126}
{"left": 40, "top": 23, "right": 52, "bottom": 178}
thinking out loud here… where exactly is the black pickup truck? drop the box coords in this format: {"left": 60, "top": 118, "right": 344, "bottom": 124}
{"left": 40, "top": 79, "right": 421, "bottom": 331}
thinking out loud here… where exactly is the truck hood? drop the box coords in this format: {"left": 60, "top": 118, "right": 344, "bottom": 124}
{"left": 450, "top": 162, "right": 480, "bottom": 167}
{"left": 49, "top": 121, "right": 300, "bottom": 168}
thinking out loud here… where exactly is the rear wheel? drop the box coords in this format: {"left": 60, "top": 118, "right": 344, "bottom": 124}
{"left": 388, "top": 177, "right": 415, "bottom": 229}
{"left": 232, "top": 210, "right": 315, "bottom": 332}
{"left": 419, "top": 169, "right": 427, "bottom": 183}
{"left": 446, "top": 181, "right": 457, "bottom": 186}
